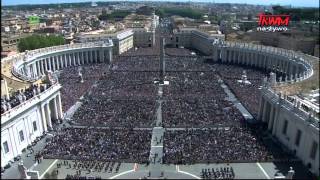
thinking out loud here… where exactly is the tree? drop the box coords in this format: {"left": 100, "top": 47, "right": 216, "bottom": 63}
{"left": 18, "top": 34, "right": 65, "bottom": 52}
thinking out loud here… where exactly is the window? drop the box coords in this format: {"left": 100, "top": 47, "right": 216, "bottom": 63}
{"left": 295, "top": 129, "right": 302, "bottom": 146}
{"left": 19, "top": 130, "right": 24, "bottom": 142}
{"left": 33, "top": 121, "right": 37, "bottom": 132}
{"left": 310, "top": 141, "right": 318, "bottom": 160}
{"left": 176, "top": 37, "right": 179, "bottom": 42}
{"left": 3, "top": 141, "right": 9, "bottom": 154}
{"left": 282, "top": 120, "right": 288, "bottom": 135}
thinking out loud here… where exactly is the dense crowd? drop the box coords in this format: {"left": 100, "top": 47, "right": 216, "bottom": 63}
{"left": 201, "top": 166, "right": 235, "bottom": 179}
{"left": 72, "top": 71, "right": 158, "bottom": 127}
{"left": 72, "top": 99, "right": 156, "bottom": 127}
{"left": 1, "top": 83, "right": 51, "bottom": 114}
{"left": 165, "top": 57, "right": 214, "bottom": 72}
{"left": 163, "top": 72, "right": 225, "bottom": 99}
{"left": 58, "top": 64, "right": 108, "bottom": 112}
{"left": 95, "top": 71, "right": 158, "bottom": 99}
{"left": 216, "top": 63, "right": 267, "bottom": 119}
{"left": 40, "top": 127, "right": 151, "bottom": 163}
{"left": 112, "top": 56, "right": 159, "bottom": 71}
{"left": 162, "top": 99, "right": 245, "bottom": 127}
{"left": 163, "top": 128, "right": 274, "bottom": 164}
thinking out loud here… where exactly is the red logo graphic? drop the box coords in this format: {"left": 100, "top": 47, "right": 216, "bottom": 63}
{"left": 257, "top": 13, "right": 290, "bottom": 32}
{"left": 258, "top": 14, "right": 290, "bottom": 26}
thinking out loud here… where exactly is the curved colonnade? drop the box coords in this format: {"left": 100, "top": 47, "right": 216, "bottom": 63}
{"left": 2, "top": 39, "right": 113, "bottom": 83}
{"left": 212, "top": 41, "right": 314, "bottom": 83}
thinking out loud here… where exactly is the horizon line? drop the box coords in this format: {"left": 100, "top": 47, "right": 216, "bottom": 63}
{"left": 2, "top": 0, "right": 319, "bottom": 8}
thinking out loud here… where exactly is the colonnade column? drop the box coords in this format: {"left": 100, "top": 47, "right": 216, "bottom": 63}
{"left": 95, "top": 50, "right": 98, "bottom": 63}
{"left": 43, "top": 58, "right": 47, "bottom": 73}
{"left": 40, "top": 105, "right": 48, "bottom": 132}
{"left": 45, "top": 103, "right": 52, "bottom": 130}
{"left": 77, "top": 52, "right": 81, "bottom": 65}
{"left": 68, "top": 53, "right": 72, "bottom": 67}
{"left": 108, "top": 49, "right": 112, "bottom": 63}
{"left": 58, "top": 55, "right": 62, "bottom": 69}
{"left": 48, "top": 57, "right": 52, "bottom": 71}
{"left": 81, "top": 51, "right": 84, "bottom": 64}
{"left": 99, "top": 49, "right": 104, "bottom": 63}
{"left": 56, "top": 93, "right": 63, "bottom": 119}
{"left": 86, "top": 51, "right": 89, "bottom": 64}
{"left": 72, "top": 52, "right": 76, "bottom": 66}
{"left": 53, "top": 56, "right": 56, "bottom": 71}
{"left": 271, "top": 103, "right": 280, "bottom": 136}
{"left": 262, "top": 99, "right": 268, "bottom": 122}
{"left": 52, "top": 98, "right": 59, "bottom": 121}
{"left": 268, "top": 106, "right": 275, "bottom": 131}
{"left": 36, "top": 61, "right": 40, "bottom": 76}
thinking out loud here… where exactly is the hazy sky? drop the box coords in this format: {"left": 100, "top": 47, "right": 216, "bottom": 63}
{"left": 2, "top": 0, "right": 319, "bottom": 7}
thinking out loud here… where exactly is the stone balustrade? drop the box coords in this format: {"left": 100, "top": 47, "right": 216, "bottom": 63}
{"left": 1, "top": 83, "right": 62, "bottom": 123}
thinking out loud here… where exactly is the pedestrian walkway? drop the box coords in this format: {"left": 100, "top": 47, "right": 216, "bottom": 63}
{"left": 218, "top": 76, "right": 255, "bottom": 122}
{"left": 148, "top": 84, "right": 165, "bottom": 178}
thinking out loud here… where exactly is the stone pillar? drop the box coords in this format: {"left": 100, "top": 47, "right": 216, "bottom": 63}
{"left": 33, "top": 63, "right": 37, "bottom": 77}
{"left": 268, "top": 106, "right": 275, "bottom": 131}
{"left": 160, "top": 37, "right": 165, "bottom": 81}
{"left": 77, "top": 52, "right": 80, "bottom": 65}
{"left": 95, "top": 50, "right": 98, "bottom": 63}
{"left": 53, "top": 56, "right": 56, "bottom": 71}
{"left": 45, "top": 104, "right": 52, "bottom": 130}
{"left": 36, "top": 61, "right": 40, "bottom": 76}
{"left": 237, "top": 50, "right": 241, "bottom": 64}
{"left": 227, "top": 50, "right": 231, "bottom": 63}
{"left": 52, "top": 98, "right": 58, "bottom": 121}
{"left": 86, "top": 51, "right": 89, "bottom": 64}
{"left": 272, "top": 103, "right": 280, "bottom": 136}
{"left": 56, "top": 56, "right": 59, "bottom": 70}
{"left": 72, "top": 52, "right": 76, "bottom": 66}
{"left": 8, "top": 127, "right": 19, "bottom": 157}
{"left": 99, "top": 49, "right": 104, "bottom": 63}
{"left": 48, "top": 57, "right": 52, "bottom": 71}
{"left": 90, "top": 51, "right": 93, "bottom": 63}
{"left": 38, "top": 61, "right": 42, "bottom": 75}
{"left": 41, "top": 105, "right": 48, "bottom": 132}
{"left": 68, "top": 53, "right": 72, "bottom": 67}
{"left": 213, "top": 47, "right": 219, "bottom": 62}
{"left": 1, "top": 79, "right": 10, "bottom": 99}
{"left": 262, "top": 100, "right": 268, "bottom": 122}
{"left": 81, "top": 51, "right": 84, "bottom": 64}
{"left": 108, "top": 49, "right": 112, "bottom": 63}
{"left": 43, "top": 59, "right": 47, "bottom": 72}
{"left": 64, "top": 54, "right": 67, "bottom": 67}
{"left": 234, "top": 50, "right": 238, "bottom": 64}
{"left": 56, "top": 94, "right": 63, "bottom": 119}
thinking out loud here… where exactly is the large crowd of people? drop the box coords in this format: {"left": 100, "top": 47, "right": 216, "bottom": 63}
{"left": 71, "top": 71, "right": 158, "bottom": 127}
{"left": 162, "top": 99, "right": 245, "bottom": 127}
{"left": 216, "top": 63, "right": 267, "bottom": 119}
{"left": 163, "top": 127, "right": 274, "bottom": 164}
{"left": 58, "top": 64, "right": 108, "bottom": 112}
{"left": 1, "top": 83, "right": 51, "bottom": 114}
{"left": 163, "top": 72, "right": 225, "bottom": 99}
{"left": 72, "top": 99, "right": 156, "bottom": 127}
{"left": 40, "top": 127, "right": 151, "bottom": 163}
{"left": 36, "top": 45, "right": 285, "bottom": 168}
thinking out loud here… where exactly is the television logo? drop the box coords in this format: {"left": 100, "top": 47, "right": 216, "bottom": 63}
{"left": 257, "top": 13, "right": 290, "bottom": 32}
